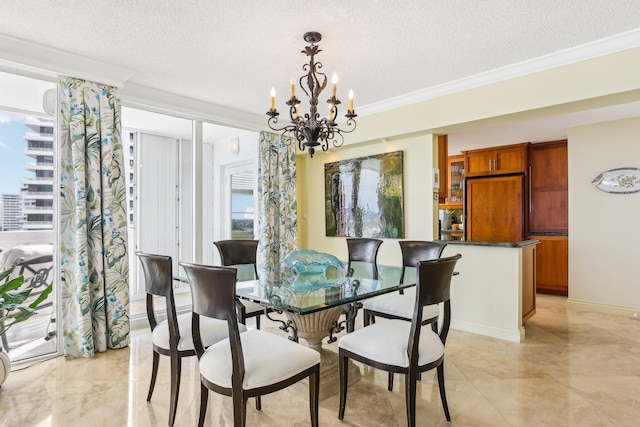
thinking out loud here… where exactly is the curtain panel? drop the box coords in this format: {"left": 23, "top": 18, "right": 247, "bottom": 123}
{"left": 257, "top": 132, "right": 297, "bottom": 284}
{"left": 59, "top": 77, "right": 129, "bottom": 358}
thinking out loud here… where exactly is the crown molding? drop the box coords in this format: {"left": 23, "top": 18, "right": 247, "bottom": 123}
{"left": 0, "top": 33, "right": 136, "bottom": 87}
{"left": 358, "top": 27, "right": 640, "bottom": 117}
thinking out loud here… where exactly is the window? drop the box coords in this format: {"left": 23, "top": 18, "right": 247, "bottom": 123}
{"left": 231, "top": 171, "right": 255, "bottom": 239}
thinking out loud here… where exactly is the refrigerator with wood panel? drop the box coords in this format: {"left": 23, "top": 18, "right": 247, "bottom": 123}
{"left": 465, "top": 174, "right": 526, "bottom": 242}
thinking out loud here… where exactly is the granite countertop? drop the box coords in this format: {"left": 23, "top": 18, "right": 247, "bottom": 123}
{"left": 444, "top": 239, "right": 540, "bottom": 248}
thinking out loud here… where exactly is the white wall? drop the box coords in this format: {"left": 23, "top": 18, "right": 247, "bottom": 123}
{"left": 568, "top": 117, "right": 640, "bottom": 313}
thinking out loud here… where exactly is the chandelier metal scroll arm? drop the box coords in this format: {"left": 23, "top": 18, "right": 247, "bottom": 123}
{"left": 266, "top": 31, "right": 358, "bottom": 158}
{"left": 266, "top": 115, "right": 295, "bottom": 148}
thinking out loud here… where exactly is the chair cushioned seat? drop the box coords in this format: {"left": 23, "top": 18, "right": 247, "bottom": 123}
{"left": 338, "top": 320, "right": 443, "bottom": 367}
{"left": 239, "top": 299, "right": 265, "bottom": 315}
{"left": 199, "top": 329, "right": 320, "bottom": 390}
{"left": 363, "top": 291, "right": 439, "bottom": 322}
{"left": 152, "top": 312, "right": 247, "bottom": 352}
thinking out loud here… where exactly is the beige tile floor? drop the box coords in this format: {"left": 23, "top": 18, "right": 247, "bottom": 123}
{"left": 2, "top": 294, "right": 640, "bottom": 427}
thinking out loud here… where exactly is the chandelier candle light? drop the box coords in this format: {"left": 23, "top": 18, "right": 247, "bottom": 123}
{"left": 267, "top": 31, "right": 357, "bottom": 158}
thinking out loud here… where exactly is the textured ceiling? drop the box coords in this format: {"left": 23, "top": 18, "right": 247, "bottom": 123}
{"left": 1, "top": 1, "right": 640, "bottom": 147}
{"left": 1, "top": 0, "right": 640, "bottom": 122}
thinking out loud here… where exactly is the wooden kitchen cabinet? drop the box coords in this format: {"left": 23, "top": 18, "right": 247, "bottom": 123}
{"left": 464, "top": 142, "right": 529, "bottom": 177}
{"left": 466, "top": 174, "right": 525, "bottom": 242}
{"left": 528, "top": 140, "right": 567, "bottom": 233}
{"left": 522, "top": 244, "right": 536, "bottom": 323}
{"left": 439, "top": 155, "right": 464, "bottom": 209}
{"left": 530, "top": 235, "right": 568, "bottom": 295}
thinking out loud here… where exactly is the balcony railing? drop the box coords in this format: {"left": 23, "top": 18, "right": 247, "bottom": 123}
{"left": 21, "top": 177, "right": 54, "bottom": 183}
{"left": 0, "top": 230, "right": 54, "bottom": 249}
{"left": 23, "top": 206, "right": 53, "bottom": 211}
{"left": 24, "top": 162, "right": 54, "bottom": 168}
{"left": 23, "top": 132, "right": 54, "bottom": 140}
{"left": 22, "top": 192, "right": 54, "bottom": 197}
{"left": 24, "top": 147, "right": 54, "bottom": 154}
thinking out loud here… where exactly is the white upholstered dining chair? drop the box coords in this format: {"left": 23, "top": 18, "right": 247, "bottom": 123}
{"left": 338, "top": 254, "right": 461, "bottom": 427}
{"left": 180, "top": 262, "right": 321, "bottom": 427}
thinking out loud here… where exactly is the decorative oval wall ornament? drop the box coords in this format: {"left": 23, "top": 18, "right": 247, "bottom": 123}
{"left": 592, "top": 167, "right": 640, "bottom": 193}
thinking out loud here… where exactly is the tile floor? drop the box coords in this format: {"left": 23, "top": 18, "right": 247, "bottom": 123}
{"left": 2, "top": 294, "right": 640, "bottom": 427}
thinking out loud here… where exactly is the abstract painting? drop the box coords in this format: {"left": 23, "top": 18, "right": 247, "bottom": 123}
{"left": 325, "top": 151, "right": 404, "bottom": 238}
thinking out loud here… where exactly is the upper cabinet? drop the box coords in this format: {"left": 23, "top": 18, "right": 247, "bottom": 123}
{"left": 463, "top": 142, "right": 529, "bottom": 177}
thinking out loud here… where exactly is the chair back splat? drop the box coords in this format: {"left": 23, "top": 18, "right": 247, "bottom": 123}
{"left": 214, "top": 240, "right": 259, "bottom": 279}
{"left": 184, "top": 264, "right": 240, "bottom": 357}
{"left": 346, "top": 238, "right": 382, "bottom": 279}
{"left": 398, "top": 240, "right": 447, "bottom": 284}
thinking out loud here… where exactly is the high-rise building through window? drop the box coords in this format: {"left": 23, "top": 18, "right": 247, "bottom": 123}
{"left": 0, "top": 193, "right": 24, "bottom": 231}
{"left": 21, "top": 116, "right": 54, "bottom": 230}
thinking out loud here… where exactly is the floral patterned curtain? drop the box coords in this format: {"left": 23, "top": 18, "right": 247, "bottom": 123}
{"left": 58, "top": 77, "right": 129, "bottom": 358}
{"left": 257, "top": 132, "right": 297, "bottom": 284}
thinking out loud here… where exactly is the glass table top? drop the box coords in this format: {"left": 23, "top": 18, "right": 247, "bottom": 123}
{"left": 236, "top": 265, "right": 417, "bottom": 315}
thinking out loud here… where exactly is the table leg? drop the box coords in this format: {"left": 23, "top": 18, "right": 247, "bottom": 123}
{"left": 285, "top": 307, "right": 361, "bottom": 400}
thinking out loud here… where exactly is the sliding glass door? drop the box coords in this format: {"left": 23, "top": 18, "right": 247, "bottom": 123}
{"left": 0, "top": 71, "right": 59, "bottom": 364}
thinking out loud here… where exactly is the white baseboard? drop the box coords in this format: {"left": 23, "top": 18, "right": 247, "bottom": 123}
{"left": 566, "top": 298, "right": 640, "bottom": 318}
{"left": 451, "top": 319, "right": 525, "bottom": 343}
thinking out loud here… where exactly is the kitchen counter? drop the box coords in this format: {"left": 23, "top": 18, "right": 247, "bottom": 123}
{"left": 442, "top": 239, "right": 539, "bottom": 343}
{"left": 446, "top": 239, "right": 539, "bottom": 248}
{"left": 527, "top": 232, "right": 568, "bottom": 237}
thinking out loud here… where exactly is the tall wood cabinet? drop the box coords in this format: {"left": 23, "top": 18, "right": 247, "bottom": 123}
{"left": 528, "top": 140, "right": 568, "bottom": 296}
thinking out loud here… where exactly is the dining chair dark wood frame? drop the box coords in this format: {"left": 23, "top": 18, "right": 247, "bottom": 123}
{"left": 214, "top": 239, "right": 271, "bottom": 329}
{"left": 363, "top": 240, "right": 447, "bottom": 326}
{"left": 338, "top": 253, "right": 462, "bottom": 427}
{"left": 362, "top": 240, "right": 447, "bottom": 391}
{"left": 181, "top": 262, "right": 320, "bottom": 427}
{"left": 137, "top": 252, "right": 244, "bottom": 426}
{"left": 136, "top": 252, "right": 188, "bottom": 426}
{"left": 343, "top": 237, "right": 383, "bottom": 333}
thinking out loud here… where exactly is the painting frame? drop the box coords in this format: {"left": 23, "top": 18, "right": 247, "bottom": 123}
{"left": 324, "top": 151, "right": 404, "bottom": 238}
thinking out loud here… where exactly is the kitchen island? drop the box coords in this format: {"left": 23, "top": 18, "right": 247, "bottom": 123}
{"left": 442, "top": 239, "right": 538, "bottom": 343}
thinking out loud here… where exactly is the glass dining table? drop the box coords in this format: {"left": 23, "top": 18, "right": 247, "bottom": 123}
{"left": 234, "top": 264, "right": 417, "bottom": 400}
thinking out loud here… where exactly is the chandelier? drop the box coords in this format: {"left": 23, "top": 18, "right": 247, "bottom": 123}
{"left": 267, "top": 32, "right": 357, "bottom": 158}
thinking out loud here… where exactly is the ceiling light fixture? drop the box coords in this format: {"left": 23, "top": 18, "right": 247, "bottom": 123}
{"left": 267, "top": 31, "right": 357, "bottom": 158}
